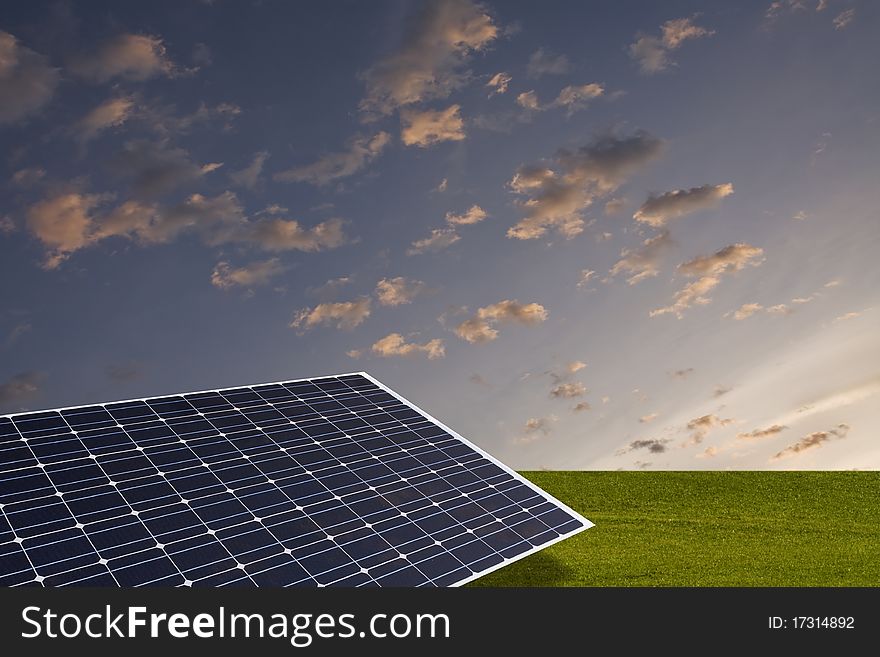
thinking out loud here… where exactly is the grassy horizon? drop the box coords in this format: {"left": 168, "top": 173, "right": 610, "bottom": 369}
{"left": 470, "top": 471, "right": 880, "bottom": 587}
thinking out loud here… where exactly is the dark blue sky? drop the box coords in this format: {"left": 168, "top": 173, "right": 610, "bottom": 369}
{"left": 1, "top": 0, "right": 878, "bottom": 469}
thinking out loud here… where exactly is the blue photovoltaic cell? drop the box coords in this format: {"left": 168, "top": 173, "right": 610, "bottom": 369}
{"left": 0, "top": 373, "right": 591, "bottom": 587}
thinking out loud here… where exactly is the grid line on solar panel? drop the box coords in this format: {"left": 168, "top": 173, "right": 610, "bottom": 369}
{"left": 0, "top": 373, "right": 590, "bottom": 587}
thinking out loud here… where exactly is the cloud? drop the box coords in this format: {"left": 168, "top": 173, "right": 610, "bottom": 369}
{"left": 454, "top": 299, "right": 548, "bottom": 343}
{"left": 633, "top": 183, "right": 734, "bottom": 227}
{"left": 375, "top": 277, "right": 428, "bottom": 306}
{"left": 651, "top": 243, "right": 764, "bottom": 318}
{"left": 70, "top": 34, "right": 176, "bottom": 82}
{"left": 26, "top": 191, "right": 106, "bottom": 268}
{"left": 236, "top": 216, "right": 347, "bottom": 253}
{"left": 274, "top": 132, "right": 390, "bottom": 186}
{"left": 617, "top": 438, "right": 671, "bottom": 454}
{"left": 609, "top": 230, "right": 672, "bottom": 285}
{"left": 629, "top": 17, "right": 714, "bottom": 74}
{"left": 639, "top": 413, "right": 660, "bottom": 424}
{"left": 713, "top": 385, "right": 733, "bottom": 398}
{"left": 309, "top": 276, "right": 353, "bottom": 300}
{"left": 371, "top": 333, "right": 445, "bottom": 360}
{"left": 792, "top": 210, "right": 808, "bottom": 221}
{"left": 552, "top": 83, "right": 605, "bottom": 116}
{"left": 0, "top": 31, "right": 60, "bottom": 123}
{"left": 833, "top": 8, "right": 855, "bottom": 29}
{"left": 508, "top": 130, "right": 665, "bottom": 240}
{"left": 26, "top": 190, "right": 347, "bottom": 268}
{"left": 486, "top": 71, "right": 511, "bottom": 96}
{"left": 345, "top": 349, "right": 363, "bottom": 359}
{"left": 766, "top": 303, "right": 793, "bottom": 316}
{"left": 516, "top": 90, "right": 540, "bottom": 111}
{"left": 211, "top": 258, "right": 286, "bottom": 290}
{"left": 229, "top": 151, "right": 270, "bottom": 190}
{"left": 407, "top": 227, "right": 461, "bottom": 255}
{"left": 604, "top": 198, "right": 627, "bottom": 215}
{"left": 433, "top": 178, "right": 448, "bottom": 192}
{"left": 670, "top": 368, "right": 694, "bottom": 379}
{"left": 733, "top": 303, "right": 764, "bottom": 320}
{"left": 772, "top": 424, "right": 850, "bottom": 460}
{"left": 469, "top": 373, "right": 490, "bottom": 387}
{"left": 0, "top": 371, "right": 42, "bottom": 408}
{"left": 684, "top": 414, "right": 734, "bottom": 445}
{"left": 358, "top": 0, "right": 498, "bottom": 117}
{"left": 401, "top": 105, "right": 465, "bottom": 147}
{"left": 526, "top": 48, "right": 570, "bottom": 78}
{"left": 11, "top": 167, "right": 46, "bottom": 187}
{"left": 513, "top": 83, "right": 605, "bottom": 116}
{"left": 573, "top": 401, "right": 591, "bottom": 412}
{"left": 112, "top": 140, "right": 222, "bottom": 198}
{"left": 577, "top": 269, "right": 596, "bottom": 289}
{"left": 445, "top": 205, "right": 487, "bottom": 225}
{"left": 833, "top": 311, "right": 862, "bottom": 323}
{"left": 737, "top": 424, "right": 787, "bottom": 441}
{"left": 74, "top": 96, "right": 135, "bottom": 142}
{"left": 5, "top": 321, "right": 31, "bottom": 346}
{"left": 516, "top": 416, "right": 556, "bottom": 443}
{"left": 567, "top": 360, "right": 587, "bottom": 374}
{"left": 291, "top": 298, "right": 372, "bottom": 331}
{"left": 140, "top": 101, "right": 241, "bottom": 137}
{"left": 106, "top": 362, "right": 144, "bottom": 383}
{"left": 550, "top": 381, "right": 587, "bottom": 399}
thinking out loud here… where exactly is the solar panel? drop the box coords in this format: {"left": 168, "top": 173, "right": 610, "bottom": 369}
{"left": 0, "top": 372, "right": 592, "bottom": 587}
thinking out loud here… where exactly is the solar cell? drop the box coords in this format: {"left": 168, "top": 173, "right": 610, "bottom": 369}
{"left": 0, "top": 372, "right": 592, "bottom": 587}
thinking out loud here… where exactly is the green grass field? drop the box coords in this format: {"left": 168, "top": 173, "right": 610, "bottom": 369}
{"left": 469, "top": 471, "right": 880, "bottom": 587}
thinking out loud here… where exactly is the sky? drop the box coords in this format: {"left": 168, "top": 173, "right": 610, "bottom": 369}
{"left": 0, "top": 0, "right": 878, "bottom": 471}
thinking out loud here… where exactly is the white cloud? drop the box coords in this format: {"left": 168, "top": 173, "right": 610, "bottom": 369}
{"left": 515, "top": 415, "right": 557, "bottom": 443}
{"left": 609, "top": 231, "right": 672, "bottom": 285}
{"left": 733, "top": 302, "right": 764, "bottom": 320}
{"left": 291, "top": 298, "right": 372, "bottom": 331}
{"left": 371, "top": 333, "right": 445, "bottom": 360}
{"left": 229, "top": 151, "right": 270, "bottom": 190}
{"left": 651, "top": 244, "right": 765, "bottom": 317}
{"left": 112, "top": 140, "right": 222, "bottom": 198}
{"left": 0, "top": 371, "right": 41, "bottom": 407}
{"left": 70, "top": 34, "right": 176, "bottom": 82}
{"left": 11, "top": 167, "right": 46, "bottom": 187}
{"left": 26, "top": 190, "right": 348, "bottom": 268}
{"left": 552, "top": 83, "right": 604, "bottom": 115}
{"left": 772, "top": 424, "right": 850, "bottom": 460}
{"left": 274, "top": 132, "right": 390, "bottom": 186}
{"left": 629, "top": 17, "right": 714, "bottom": 74}
{"left": 401, "top": 105, "right": 465, "bottom": 147}
{"left": 433, "top": 178, "right": 448, "bottom": 192}
{"left": 445, "top": 204, "right": 487, "bottom": 225}
{"left": 211, "top": 258, "right": 286, "bottom": 290}
{"left": 633, "top": 183, "right": 734, "bottom": 227}
{"left": 577, "top": 269, "right": 596, "bottom": 288}
{"left": 74, "top": 96, "right": 135, "bottom": 142}
{"left": 375, "top": 277, "right": 428, "bottom": 306}
{"left": 454, "top": 299, "right": 548, "bottom": 343}
{"left": 359, "top": 0, "right": 498, "bottom": 117}
{"left": 567, "top": 361, "right": 587, "bottom": 374}
{"left": 639, "top": 412, "right": 660, "bottom": 424}
{"left": 507, "top": 130, "right": 664, "bottom": 240}
{"left": 550, "top": 381, "right": 587, "bottom": 398}
{"left": 833, "top": 8, "right": 855, "bottom": 29}
{"left": 486, "top": 71, "right": 511, "bottom": 96}
{"left": 407, "top": 227, "right": 461, "bottom": 255}
{"left": 526, "top": 48, "right": 570, "bottom": 78}
{"left": 683, "top": 414, "right": 734, "bottom": 446}
{"left": 0, "top": 31, "right": 59, "bottom": 123}
{"left": 516, "top": 90, "right": 540, "bottom": 111}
